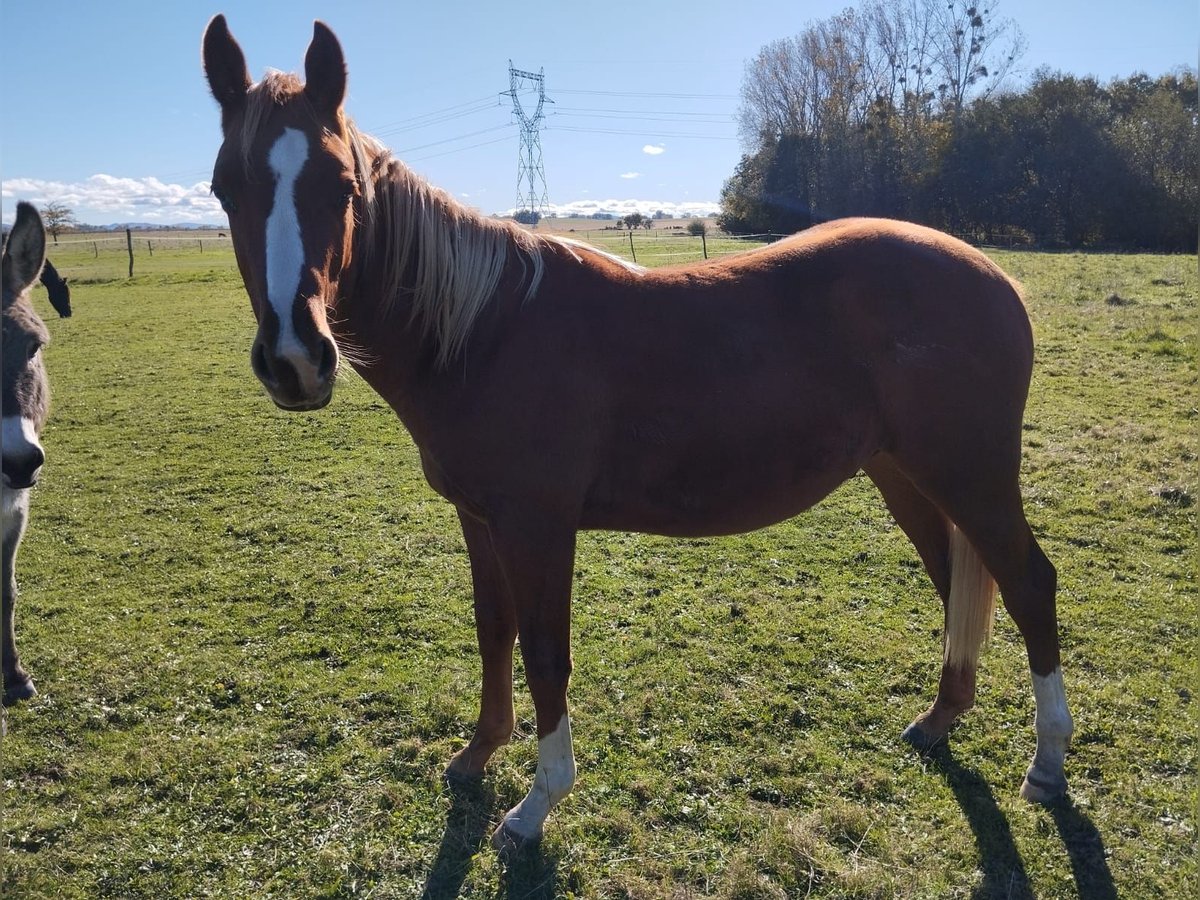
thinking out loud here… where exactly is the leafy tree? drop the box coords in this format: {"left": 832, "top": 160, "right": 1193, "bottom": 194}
{"left": 512, "top": 208, "right": 541, "bottom": 225}
{"left": 42, "top": 201, "right": 78, "bottom": 243}
{"left": 720, "top": 0, "right": 1196, "bottom": 249}
{"left": 623, "top": 212, "right": 646, "bottom": 230}
{"left": 686, "top": 219, "right": 708, "bottom": 236}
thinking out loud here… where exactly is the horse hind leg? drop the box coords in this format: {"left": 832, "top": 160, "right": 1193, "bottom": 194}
{"left": 900, "top": 462, "right": 1073, "bottom": 802}
{"left": 866, "top": 457, "right": 990, "bottom": 749}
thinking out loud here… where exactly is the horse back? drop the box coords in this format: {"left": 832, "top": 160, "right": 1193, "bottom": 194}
{"left": 413, "top": 219, "right": 1033, "bottom": 535}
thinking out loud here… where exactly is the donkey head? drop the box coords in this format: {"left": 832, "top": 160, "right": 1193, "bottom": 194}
{"left": 2, "top": 202, "right": 50, "bottom": 490}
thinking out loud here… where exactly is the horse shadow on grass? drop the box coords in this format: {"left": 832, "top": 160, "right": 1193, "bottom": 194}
{"left": 926, "top": 743, "right": 1115, "bottom": 900}
{"left": 420, "top": 776, "right": 559, "bottom": 900}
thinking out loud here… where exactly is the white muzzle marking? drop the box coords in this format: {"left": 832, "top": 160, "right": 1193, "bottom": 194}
{"left": 1, "top": 415, "right": 44, "bottom": 484}
{"left": 265, "top": 128, "right": 310, "bottom": 364}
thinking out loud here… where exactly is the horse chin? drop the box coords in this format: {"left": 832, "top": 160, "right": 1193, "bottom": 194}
{"left": 254, "top": 364, "right": 336, "bottom": 411}
{"left": 270, "top": 393, "right": 333, "bottom": 413}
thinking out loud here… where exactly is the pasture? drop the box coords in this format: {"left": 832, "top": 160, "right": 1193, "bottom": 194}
{"left": 2, "top": 239, "right": 1195, "bottom": 898}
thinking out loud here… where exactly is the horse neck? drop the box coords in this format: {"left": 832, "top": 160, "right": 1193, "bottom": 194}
{"left": 338, "top": 152, "right": 542, "bottom": 376}
{"left": 330, "top": 162, "right": 443, "bottom": 428}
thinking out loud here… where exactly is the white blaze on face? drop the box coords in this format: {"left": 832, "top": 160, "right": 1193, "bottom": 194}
{"left": 265, "top": 127, "right": 310, "bottom": 358}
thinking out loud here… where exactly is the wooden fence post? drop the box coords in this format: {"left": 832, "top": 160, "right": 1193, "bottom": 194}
{"left": 701, "top": 230, "right": 708, "bottom": 259}
{"left": 628, "top": 230, "right": 637, "bottom": 264}
{"left": 147, "top": 240, "right": 153, "bottom": 256}
{"left": 126, "top": 228, "right": 134, "bottom": 277}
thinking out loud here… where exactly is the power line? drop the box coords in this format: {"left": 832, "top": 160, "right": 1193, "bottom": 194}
{"left": 555, "top": 88, "right": 737, "bottom": 100}
{"left": 554, "top": 106, "right": 732, "bottom": 121}
{"left": 394, "top": 124, "right": 515, "bottom": 155}
{"left": 407, "top": 134, "right": 516, "bottom": 164}
{"left": 548, "top": 125, "right": 737, "bottom": 141}
{"left": 367, "top": 94, "right": 500, "bottom": 136}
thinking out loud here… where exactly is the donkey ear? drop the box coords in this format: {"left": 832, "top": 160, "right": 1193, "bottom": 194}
{"left": 3, "top": 203, "right": 47, "bottom": 300}
{"left": 203, "top": 14, "right": 251, "bottom": 111}
{"left": 304, "top": 21, "right": 347, "bottom": 115}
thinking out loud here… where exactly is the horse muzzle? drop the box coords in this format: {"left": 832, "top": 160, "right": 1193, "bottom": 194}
{"left": 250, "top": 331, "right": 339, "bottom": 411}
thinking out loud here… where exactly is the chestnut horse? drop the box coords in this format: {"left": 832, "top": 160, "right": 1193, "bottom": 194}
{"left": 202, "top": 16, "right": 1073, "bottom": 850}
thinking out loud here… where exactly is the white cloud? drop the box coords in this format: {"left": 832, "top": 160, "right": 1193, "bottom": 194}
{"left": 504, "top": 198, "right": 720, "bottom": 219}
{"left": 619, "top": 172, "right": 641, "bottom": 180}
{"left": 642, "top": 144, "right": 666, "bottom": 155}
{"left": 2, "top": 175, "right": 223, "bottom": 225}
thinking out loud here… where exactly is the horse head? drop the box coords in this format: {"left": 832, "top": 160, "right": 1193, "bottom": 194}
{"left": 202, "top": 15, "right": 361, "bottom": 411}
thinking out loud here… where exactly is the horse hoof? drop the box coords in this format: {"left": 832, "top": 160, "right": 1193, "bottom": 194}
{"left": 442, "top": 765, "right": 485, "bottom": 791}
{"left": 901, "top": 721, "right": 944, "bottom": 753}
{"left": 3, "top": 677, "right": 37, "bottom": 707}
{"left": 490, "top": 820, "right": 540, "bottom": 856}
{"left": 1020, "top": 770, "right": 1068, "bottom": 804}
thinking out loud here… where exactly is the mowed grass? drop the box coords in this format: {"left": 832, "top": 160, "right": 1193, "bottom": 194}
{"left": 2, "top": 241, "right": 1195, "bottom": 898}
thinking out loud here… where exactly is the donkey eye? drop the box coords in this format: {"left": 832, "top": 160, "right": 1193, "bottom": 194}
{"left": 26, "top": 342, "right": 42, "bottom": 360}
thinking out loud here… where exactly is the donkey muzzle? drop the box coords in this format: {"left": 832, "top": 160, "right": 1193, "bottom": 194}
{"left": 1, "top": 416, "right": 45, "bottom": 489}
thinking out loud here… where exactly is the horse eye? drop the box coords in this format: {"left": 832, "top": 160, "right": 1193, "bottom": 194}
{"left": 26, "top": 342, "right": 41, "bottom": 360}
{"left": 211, "top": 185, "right": 238, "bottom": 214}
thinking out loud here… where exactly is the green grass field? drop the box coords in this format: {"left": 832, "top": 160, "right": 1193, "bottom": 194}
{"left": 2, "top": 239, "right": 1195, "bottom": 898}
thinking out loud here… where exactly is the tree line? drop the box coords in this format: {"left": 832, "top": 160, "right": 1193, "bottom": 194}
{"left": 718, "top": 0, "right": 1196, "bottom": 250}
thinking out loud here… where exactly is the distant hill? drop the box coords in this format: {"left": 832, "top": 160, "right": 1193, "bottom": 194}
{"left": 72, "top": 222, "right": 224, "bottom": 232}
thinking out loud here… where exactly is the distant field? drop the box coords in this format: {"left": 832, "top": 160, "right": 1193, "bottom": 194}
{"left": 45, "top": 219, "right": 746, "bottom": 280}
{"left": 3, "top": 242, "right": 1195, "bottom": 898}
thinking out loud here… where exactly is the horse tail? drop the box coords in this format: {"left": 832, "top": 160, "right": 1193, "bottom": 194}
{"left": 943, "top": 525, "right": 998, "bottom": 670}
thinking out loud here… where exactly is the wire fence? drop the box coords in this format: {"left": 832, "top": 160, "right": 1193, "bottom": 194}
{"left": 39, "top": 227, "right": 783, "bottom": 284}
{"left": 549, "top": 227, "right": 784, "bottom": 266}
{"left": 40, "top": 230, "right": 231, "bottom": 283}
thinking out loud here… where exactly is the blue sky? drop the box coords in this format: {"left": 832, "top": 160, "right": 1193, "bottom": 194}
{"left": 1, "top": 0, "right": 1193, "bottom": 225}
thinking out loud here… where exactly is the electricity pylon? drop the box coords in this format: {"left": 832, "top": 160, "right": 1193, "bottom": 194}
{"left": 503, "top": 61, "right": 552, "bottom": 219}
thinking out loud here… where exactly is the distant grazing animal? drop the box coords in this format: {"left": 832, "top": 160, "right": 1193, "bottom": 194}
{"left": 203, "top": 16, "right": 1074, "bottom": 850}
{"left": 3, "top": 202, "right": 52, "bottom": 705}
{"left": 40, "top": 259, "right": 71, "bottom": 318}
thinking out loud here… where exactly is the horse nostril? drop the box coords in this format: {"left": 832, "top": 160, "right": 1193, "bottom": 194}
{"left": 251, "top": 340, "right": 275, "bottom": 385}
{"left": 317, "top": 336, "right": 338, "bottom": 382}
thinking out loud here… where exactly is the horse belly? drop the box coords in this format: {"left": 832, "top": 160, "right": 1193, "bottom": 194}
{"left": 582, "top": 409, "right": 877, "bottom": 538}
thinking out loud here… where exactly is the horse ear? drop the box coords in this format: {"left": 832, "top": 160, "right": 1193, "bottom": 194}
{"left": 304, "top": 21, "right": 347, "bottom": 115}
{"left": 203, "top": 14, "right": 251, "bottom": 112}
{"left": 3, "top": 203, "right": 47, "bottom": 300}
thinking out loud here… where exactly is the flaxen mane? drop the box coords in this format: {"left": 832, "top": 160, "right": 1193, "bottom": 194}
{"left": 348, "top": 122, "right": 546, "bottom": 366}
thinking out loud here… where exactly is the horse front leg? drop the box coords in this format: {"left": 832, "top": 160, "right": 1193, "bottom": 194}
{"left": 445, "top": 510, "right": 517, "bottom": 780}
{"left": 484, "top": 513, "right": 578, "bottom": 851}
